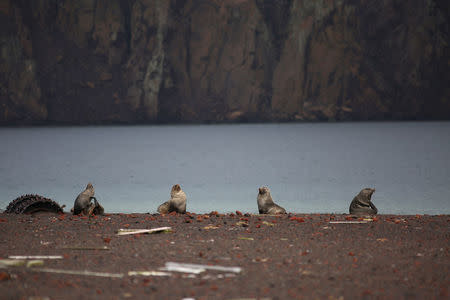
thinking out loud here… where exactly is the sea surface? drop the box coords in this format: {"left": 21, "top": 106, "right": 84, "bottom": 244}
{"left": 1, "top": 122, "right": 449, "bottom": 215}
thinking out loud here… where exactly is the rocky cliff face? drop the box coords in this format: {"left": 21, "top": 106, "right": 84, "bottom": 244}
{"left": 1, "top": 0, "right": 448, "bottom": 125}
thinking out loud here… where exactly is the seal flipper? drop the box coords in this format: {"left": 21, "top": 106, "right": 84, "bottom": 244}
{"left": 267, "top": 204, "right": 287, "bottom": 214}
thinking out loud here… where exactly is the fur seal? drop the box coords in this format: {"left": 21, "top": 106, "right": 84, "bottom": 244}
{"left": 91, "top": 197, "right": 104, "bottom": 215}
{"left": 349, "top": 188, "right": 378, "bottom": 215}
{"left": 257, "top": 186, "right": 286, "bottom": 214}
{"left": 72, "top": 183, "right": 99, "bottom": 215}
{"left": 157, "top": 184, "right": 187, "bottom": 214}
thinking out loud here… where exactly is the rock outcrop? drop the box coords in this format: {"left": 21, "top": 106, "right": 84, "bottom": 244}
{"left": 1, "top": 0, "right": 448, "bottom": 125}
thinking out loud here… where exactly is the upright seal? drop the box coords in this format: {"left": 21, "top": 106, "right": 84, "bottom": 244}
{"left": 157, "top": 184, "right": 187, "bottom": 214}
{"left": 72, "top": 182, "right": 103, "bottom": 215}
{"left": 257, "top": 186, "right": 286, "bottom": 214}
{"left": 349, "top": 188, "right": 378, "bottom": 215}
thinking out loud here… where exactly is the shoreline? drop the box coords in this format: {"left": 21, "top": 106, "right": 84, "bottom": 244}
{"left": 0, "top": 213, "right": 448, "bottom": 299}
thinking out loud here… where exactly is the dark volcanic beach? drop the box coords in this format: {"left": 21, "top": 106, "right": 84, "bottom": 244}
{"left": 0, "top": 212, "right": 448, "bottom": 299}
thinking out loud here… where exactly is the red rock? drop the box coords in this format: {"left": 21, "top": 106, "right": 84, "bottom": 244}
{"left": 362, "top": 289, "right": 372, "bottom": 296}
{"left": 440, "top": 286, "right": 448, "bottom": 297}
{"left": 0, "top": 272, "right": 10, "bottom": 281}
{"left": 289, "top": 217, "right": 305, "bottom": 223}
{"left": 236, "top": 210, "right": 243, "bottom": 216}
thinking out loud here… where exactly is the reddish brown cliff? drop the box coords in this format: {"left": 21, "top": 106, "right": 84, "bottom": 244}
{"left": 1, "top": 0, "right": 448, "bottom": 124}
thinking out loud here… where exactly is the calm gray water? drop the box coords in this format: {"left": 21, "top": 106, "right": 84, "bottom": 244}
{"left": 1, "top": 122, "right": 449, "bottom": 215}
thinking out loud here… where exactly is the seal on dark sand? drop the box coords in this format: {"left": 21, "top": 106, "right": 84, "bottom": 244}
{"left": 157, "top": 184, "right": 187, "bottom": 214}
{"left": 91, "top": 197, "right": 104, "bottom": 215}
{"left": 349, "top": 188, "right": 378, "bottom": 215}
{"left": 72, "top": 183, "right": 103, "bottom": 215}
{"left": 257, "top": 186, "right": 286, "bottom": 214}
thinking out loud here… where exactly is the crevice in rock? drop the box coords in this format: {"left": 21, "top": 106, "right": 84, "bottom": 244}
{"left": 119, "top": 0, "right": 134, "bottom": 59}
{"left": 255, "top": 0, "right": 293, "bottom": 61}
